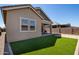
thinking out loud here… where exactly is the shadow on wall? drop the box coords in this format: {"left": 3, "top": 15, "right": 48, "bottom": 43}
{"left": 10, "top": 35, "right": 61, "bottom": 55}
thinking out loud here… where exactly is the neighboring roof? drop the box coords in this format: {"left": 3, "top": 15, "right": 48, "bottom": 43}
{"left": 52, "top": 24, "right": 71, "bottom": 28}
{"left": 35, "top": 7, "right": 52, "bottom": 22}
{"left": 52, "top": 24, "right": 71, "bottom": 26}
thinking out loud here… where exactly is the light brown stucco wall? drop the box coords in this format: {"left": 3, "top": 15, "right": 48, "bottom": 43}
{"left": 6, "top": 8, "right": 42, "bottom": 42}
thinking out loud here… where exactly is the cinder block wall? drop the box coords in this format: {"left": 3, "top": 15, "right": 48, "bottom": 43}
{"left": 52, "top": 27, "right": 79, "bottom": 35}
{"left": 60, "top": 27, "right": 72, "bottom": 34}
{"left": 72, "top": 27, "right": 79, "bottom": 35}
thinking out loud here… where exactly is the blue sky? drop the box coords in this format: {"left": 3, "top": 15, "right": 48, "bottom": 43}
{"left": 0, "top": 4, "right": 79, "bottom": 28}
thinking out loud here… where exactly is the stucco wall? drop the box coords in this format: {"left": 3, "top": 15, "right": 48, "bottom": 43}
{"left": 6, "top": 8, "right": 42, "bottom": 42}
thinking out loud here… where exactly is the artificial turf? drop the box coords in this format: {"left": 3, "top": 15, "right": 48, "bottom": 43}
{"left": 10, "top": 35, "right": 77, "bottom": 55}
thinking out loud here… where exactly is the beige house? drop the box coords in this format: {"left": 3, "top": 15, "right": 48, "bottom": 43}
{"left": 1, "top": 4, "right": 53, "bottom": 42}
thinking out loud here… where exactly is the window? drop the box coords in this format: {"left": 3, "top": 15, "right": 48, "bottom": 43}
{"left": 30, "top": 20, "right": 35, "bottom": 30}
{"left": 20, "top": 17, "right": 36, "bottom": 32}
{"left": 21, "top": 19, "right": 28, "bottom": 31}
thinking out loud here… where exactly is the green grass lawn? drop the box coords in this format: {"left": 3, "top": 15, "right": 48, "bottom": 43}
{"left": 10, "top": 35, "right": 77, "bottom": 55}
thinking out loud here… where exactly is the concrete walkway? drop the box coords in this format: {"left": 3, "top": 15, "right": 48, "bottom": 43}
{"left": 0, "top": 32, "right": 6, "bottom": 55}
{"left": 74, "top": 39, "right": 79, "bottom": 55}
{"left": 4, "top": 41, "right": 13, "bottom": 55}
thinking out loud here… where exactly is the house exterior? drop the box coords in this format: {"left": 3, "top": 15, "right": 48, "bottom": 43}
{"left": 1, "top": 4, "right": 53, "bottom": 42}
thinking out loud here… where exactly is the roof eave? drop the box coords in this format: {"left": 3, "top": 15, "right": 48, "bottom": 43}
{"left": 35, "top": 7, "right": 53, "bottom": 23}
{"left": 1, "top": 5, "right": 45, "bottom": 25}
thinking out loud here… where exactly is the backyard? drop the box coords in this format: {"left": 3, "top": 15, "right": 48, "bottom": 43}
{"left": 10, "top": 35, "right": 77, "bottom": 55}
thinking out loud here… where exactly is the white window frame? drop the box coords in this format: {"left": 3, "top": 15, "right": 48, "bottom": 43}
{"left": 20, "top": 17, "right": 36, "bottom": 32}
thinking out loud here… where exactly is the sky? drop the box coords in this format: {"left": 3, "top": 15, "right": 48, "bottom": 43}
{"left": 0, "top": 4, "right": 79, "bottom": 28}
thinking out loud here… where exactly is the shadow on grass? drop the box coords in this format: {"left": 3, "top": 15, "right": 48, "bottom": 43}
{"left": 10, "top": 35, "right": 61, "bottom": 55}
